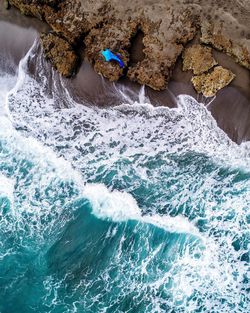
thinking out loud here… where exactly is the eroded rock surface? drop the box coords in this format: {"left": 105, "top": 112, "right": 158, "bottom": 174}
{"left": 200, "top": 20, "right": 250, "bottom": 70}
{"left": 7, "top": 0, "right": 250, "bottom": 90}
{"left": 191, "top": 66, "right": 236, "bottom": 97}
{"left": 182, "top": 44, "right": 217, "bottom": 75}
{"left": 40, "top": 32, "right": 79, "bottom": 77}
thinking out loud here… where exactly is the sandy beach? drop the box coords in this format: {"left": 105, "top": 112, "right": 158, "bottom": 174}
{"left": 1, "top": 4, "right": 250, "bottom": 143}
{"left": 0, "top": 3, "right": 250, "bottom": 313}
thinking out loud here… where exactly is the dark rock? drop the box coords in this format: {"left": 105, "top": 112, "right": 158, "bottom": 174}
{"left": 40, "top": 32, "right": 79, "bottom": 77}
{"left": 8, "top": 0, "right": 250, "bottom": 90}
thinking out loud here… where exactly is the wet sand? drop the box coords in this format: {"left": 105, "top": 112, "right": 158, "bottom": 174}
{"left": 0, "top": 8, "right": 250, "bottom": 144}
{"left": 6, "top": 0, "right": 250, "bottom": 91}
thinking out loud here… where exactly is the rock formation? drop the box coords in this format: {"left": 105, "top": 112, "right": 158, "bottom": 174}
{"left": 40, "top": 32, "right": 79, "bottom": 77}
{"left": 182, "top": 44, "right": 236, "bottom": 96}
{"left": 7, "top": 0, "right": 250, "bottom": 92}
{"left": 191, "top": 66, "right": 236, "bottom": 97}
{"left": 182, "top": 44, "right": 217, "bottom": 75}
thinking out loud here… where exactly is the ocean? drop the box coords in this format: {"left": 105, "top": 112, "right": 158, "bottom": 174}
{"left": 0, "top": 39, "right": 249, "bottom": 313}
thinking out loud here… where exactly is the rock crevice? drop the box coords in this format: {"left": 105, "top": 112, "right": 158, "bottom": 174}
{"left": 8, "top": 0, "right": 250, "bottom": 91}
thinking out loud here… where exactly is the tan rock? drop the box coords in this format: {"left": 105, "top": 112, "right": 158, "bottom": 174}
{"left": 40, "top": 32, "right": 79, "bottom": 77}
{"left": 127, "top": 60, "right": 170, "bottom": 91}
{"left": 8, "top": 0, "right": 197, "bottom": 89}
{"left": 94, "top": 49, "right": 129, "bottom": 82}
{"left": 191, "top": 66, "right": 236, "bottom": 97}
{"left": 182, "top": 44, "right": 217, "bottom": 74}
{"left": 8, "top": 0, "right": 58, "bottom": 19}
{"left": 200, "top": 20, "right": 250, "bottom": 70}
{"left": 84, "top": 19, "right": 135, "bottom": 81}
{"left": 8, "top": 0, "right": 250, "bottom": 90}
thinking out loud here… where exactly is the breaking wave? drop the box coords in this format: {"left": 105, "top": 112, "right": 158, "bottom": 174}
{"left": 0, "top": 40, "right": 249, "bottom": 313}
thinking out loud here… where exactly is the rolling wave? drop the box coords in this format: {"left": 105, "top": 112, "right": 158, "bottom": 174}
{"left": 0, "top": 39, "right": 249, "bottom": 312}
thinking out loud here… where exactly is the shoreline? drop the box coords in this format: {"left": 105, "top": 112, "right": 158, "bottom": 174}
{"left": 0, "top": 18, "right": 250, "bottom": 144}
{"left": 5, "top": 0, "right": 250, "bottom": 92}
{"left": 0, "top": 5, "right": 249, "bottom": 312}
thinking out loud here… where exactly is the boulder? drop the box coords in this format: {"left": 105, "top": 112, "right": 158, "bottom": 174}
{"left": 40, "top": 32, "right": 79, "bottom": 77}
{"left": 191, "top": 65, "right": 235, "bottom": 97}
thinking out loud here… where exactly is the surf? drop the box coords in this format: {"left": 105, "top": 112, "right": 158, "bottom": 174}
{"left": 0, "top": 35, "right": 249, "bottom": 313}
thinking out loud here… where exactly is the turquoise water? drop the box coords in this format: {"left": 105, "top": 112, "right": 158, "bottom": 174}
{"left": 0, "top": 42, "right": 249, "bottom": 313}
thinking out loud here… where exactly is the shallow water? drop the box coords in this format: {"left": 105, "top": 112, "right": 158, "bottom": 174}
{"left": 0, "top": 38, "right": 250, "bottom": 313}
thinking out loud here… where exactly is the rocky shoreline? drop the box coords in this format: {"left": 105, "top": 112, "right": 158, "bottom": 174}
{"left": 0, "top": 17, "right": 250, "bottom": 143}
{"left": 5, "top": 0, "right": 250, "bottom": 94}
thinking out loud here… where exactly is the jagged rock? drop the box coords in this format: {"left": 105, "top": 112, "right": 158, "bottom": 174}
{"left": 9, "top": 0, "right": 52, "bottom": 19}
{"left": 127, "top": 31, "right": 185, "bottom": 90}
{"left": 200, "top": 20, "right": 250, "bottom": 70}
{"left": 85, "top": 19, "right": 136, "bottom": 81}
{"left": 93, "top": 49, "right": 129, "bottom": 81}
{"left": 43, "top": 1, "right": 96, "bottom": 44}
{"left": 40, "top": 32, "right": 79, "bottom": 77}
{"left": 182, "top": 44, "right": 217, "bottom": 74}
{"left": 191, "top": 66, "right": 236, "bottom": 97}
{"left": 8, "top": 0, "right": 250, "bottom": 90}
{"left": 127, "top": 59, "right": 172, "bottom": 91}
{"left": 8, "top": 0, "right": 197, "bottom": 89}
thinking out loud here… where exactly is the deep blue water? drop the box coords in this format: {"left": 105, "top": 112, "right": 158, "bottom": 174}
{"left": 0, "top": 41, "right": 249, "bottom": 313}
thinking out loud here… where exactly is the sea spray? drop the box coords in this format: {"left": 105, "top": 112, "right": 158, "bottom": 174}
{"left": 0, "top": 39, "right": 249, "bottom": 312}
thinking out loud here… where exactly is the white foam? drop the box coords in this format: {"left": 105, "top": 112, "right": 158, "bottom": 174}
{"left": 143, "top": 214, "right": 199, "bottom": 237}
{"left": 7, "top": 47, "right": 250, "bottom": 176}
{"left": 0, "top": 114, "right": 200, "bottom": 238}
{"left": 83, "top": 183, "right": 200, "bottom": 237}
{"left": 83, "top": 183, "right": 140, "bottom": 221}
{"left": 0, "top": 74, "right": 17, "bottom": 117}
{"left": 0, "top": 39, "right": 249, "bottom": 312}
{"left": 0, "top": 173, "right": 14, "bottom": 205}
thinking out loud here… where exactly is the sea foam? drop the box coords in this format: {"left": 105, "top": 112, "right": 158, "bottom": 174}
{"left": 0, "top": 38, "right": 249, "bottom": 313}
{"left": 83, "top": 183, "right": 200, "bottom": 236}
